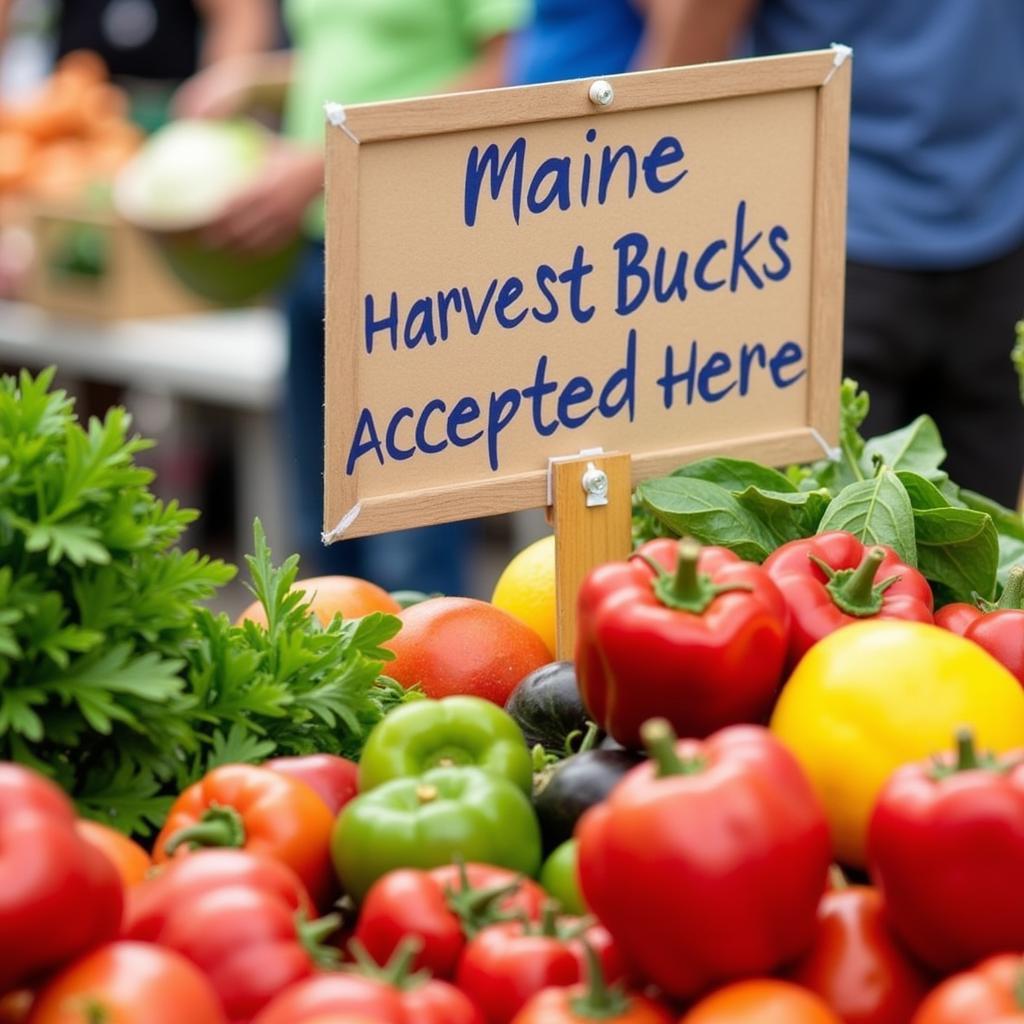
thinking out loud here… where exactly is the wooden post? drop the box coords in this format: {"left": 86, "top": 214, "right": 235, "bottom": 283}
{"left": 551, "top": 452, "right": 633, "bottom": 660}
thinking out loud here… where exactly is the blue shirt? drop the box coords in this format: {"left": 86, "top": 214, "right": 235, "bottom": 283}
{"left": 751, "top": 0, "right": 1024, "bottom": 269}
{"left": 510, "top": 0, "right": 643, "bottom": 86}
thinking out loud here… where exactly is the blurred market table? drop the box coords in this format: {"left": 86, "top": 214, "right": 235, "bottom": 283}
{"left": 0, "top": 300, "right": 288, "bottom": 556}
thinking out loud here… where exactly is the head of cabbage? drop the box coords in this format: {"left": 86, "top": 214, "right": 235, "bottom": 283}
{"left": 116, "top": 119, "right": 268, "bottom": 231}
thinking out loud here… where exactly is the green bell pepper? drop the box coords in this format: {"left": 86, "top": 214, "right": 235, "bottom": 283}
{"left": 358, "top": 695, "right": 533, "bottom": 794}
{"left": 332, "top": 766, "right": 541, "bottom": 901}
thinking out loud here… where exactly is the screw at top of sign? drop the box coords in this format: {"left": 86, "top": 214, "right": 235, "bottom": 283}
{"left": 589, "top": 80, "right": 614, "bottom": 107}
{"left": 582, "top": 462, "right": 609, "bottom": 507}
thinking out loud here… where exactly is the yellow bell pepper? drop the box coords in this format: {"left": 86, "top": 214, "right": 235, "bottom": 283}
{"left": 770, "top": 619, "right": 1024, "bottom": 866}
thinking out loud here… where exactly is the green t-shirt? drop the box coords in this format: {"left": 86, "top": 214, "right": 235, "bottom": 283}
{"left": 284, "top": 0, "right": 530, "bottom": 236}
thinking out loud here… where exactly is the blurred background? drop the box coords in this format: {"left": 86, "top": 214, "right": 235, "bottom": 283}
{"left": 2, "top": 0, "right": 1022, "bottom": 617}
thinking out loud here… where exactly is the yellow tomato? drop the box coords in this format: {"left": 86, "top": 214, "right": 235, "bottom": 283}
{"left": 771, "top": 620, "right": 1024, "bottom": 867}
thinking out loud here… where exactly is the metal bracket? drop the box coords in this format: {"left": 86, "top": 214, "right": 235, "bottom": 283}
{"left": 547, "top": 447, "right": 605, "bottom": 507}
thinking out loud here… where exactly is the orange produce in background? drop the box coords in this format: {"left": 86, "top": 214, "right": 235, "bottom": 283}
{"left": 680, "top": 980, "right": 843, "bottom": 1024}
{"left": 0, "top": 51, "right": 141, "bottom": 202}
{"left": 76, "top": 820, "right": 152, "bottom": 888}
{"left": 237, "top": 575, "right": 400, "bottom": 629}
{"left": 384, "top": 596, "right": 551, "bottom": 704}
{"left": 912, "top": 956, "right": 1024, "bottom": 1024}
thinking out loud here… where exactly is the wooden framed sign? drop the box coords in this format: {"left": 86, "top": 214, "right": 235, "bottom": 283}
{"left": 323, "top": 48, "right": 851, "bottom": 541}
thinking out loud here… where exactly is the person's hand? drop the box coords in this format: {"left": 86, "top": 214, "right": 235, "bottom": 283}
{"left": 202, "top": 141, "right": 323, "bottom": 253}
{"left": 173, "top": 55, "right": 258, "bottom": 119}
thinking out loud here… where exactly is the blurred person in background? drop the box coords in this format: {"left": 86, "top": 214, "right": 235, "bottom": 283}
{"left": 513, "top": 0, "right": 1024, "bottom": 507}
{"left": 176, "top": 0, "right": 530, "bottom": 594}
{"left": 1, "top": 0, "right": 279, "bottom": 129}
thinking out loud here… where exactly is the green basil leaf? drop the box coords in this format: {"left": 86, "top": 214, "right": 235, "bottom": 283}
{"left": 959, "top": 489, "right": 1024, "bottom": 586}
{"left": 734, "top": 486, "right": 830, "bottom": 543}
{"left": 913, "top": 507, "right": 998, "bottom": 603}
{"left": 817, "top": 469, "right": 917, "bottom": 564}
{"left": 862, "top": 415, "right": 946, "bottom": 476}
{"left": 897, "top": 471, "right": 948, "bottom": 511}
{"left": 636, "top": 477, "right": 779, "bottom": 562}
{"left": 670, "top": 457, "right": 796, "bottom": 494}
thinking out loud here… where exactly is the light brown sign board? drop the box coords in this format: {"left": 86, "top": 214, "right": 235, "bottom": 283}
{"left": 323, "top": 48, "right": 850, "bottom": 541}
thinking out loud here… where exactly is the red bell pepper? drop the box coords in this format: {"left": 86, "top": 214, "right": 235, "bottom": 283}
{"left": 935, "top": 567, "right": 1024, "bottom": 686}
{"left": 0, "top": 763, "right": 123, "bottom": 994}
{"left": 787, "top": 883, "right": 933, "bottom": 1024}
{"left": 576, "top": 537, "right": 789, "bottom": 748}
{"left": 124, "top": 849, "right": 333, "bottom": 1022}
{"left": 868, "top": 728, "right": 1024, "bottom": 973}
{"left": 456, "top": 906, "right": 623, "bottom": 1024}
{"left": 251, "top": 938, "right": 483, "bottom": 1024}
{"left": 764, "top": 531, "right": 933, "bottom": 665}
{"left": 355, "top": 862, "right": 547, "bottom": 979}
{"left": 577, "top": 720, "right": 831, "bottom": 1001}
{"left": 153, "top": 764, "right": 336, "bottom": 909}
{"left": 265, "top": 753, "right": 359, "bottom": 817}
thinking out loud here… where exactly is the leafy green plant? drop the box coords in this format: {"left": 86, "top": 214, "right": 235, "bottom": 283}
{"left": 635, "top": 380, "right": 1012, "bottom": 606}
{"left": 0, "top": 369, "right": 407, "bottom": 835}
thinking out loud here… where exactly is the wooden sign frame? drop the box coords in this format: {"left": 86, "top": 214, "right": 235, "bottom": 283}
{"left": 323, "top": 49, "right": 850, "bottom": 541}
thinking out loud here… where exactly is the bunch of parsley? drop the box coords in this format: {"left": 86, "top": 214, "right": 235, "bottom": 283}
{"left": 0, "top": 369, "right": 406, "bottom": 835}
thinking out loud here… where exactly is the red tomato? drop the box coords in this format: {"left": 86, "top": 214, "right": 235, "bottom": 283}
{"left": 680, "top": 980, "right": 843, "bottom": 1024}
{"left": 511, "top": 985, "right": 671, "bottom": 1024}
{"left": 75, "top": 820, "right": 151, "bottom": 888}
{"left": 250, "top": 975, "right": 405, "bottom": 1024}
{"left": 153, "top": 764, "right": 335, "bottom": 909}
{"left": 788, "top": 886, "right": 933, "bottom": 1024}
{"left": 356, "top": 863, "right": 547, "bottom": 978}
{"left": 265, "top": 754, "right": 359, "bottom": 817}
{"left": 27, "top": 942, "right": 226, "bottom": 1024}
{"left": 912, "top": 955, "right": 1024, "bottom": 1024}
{"left": 456, "top": 916, "right": 622, "bottom": 1024}
{"left": 385, "top": 598, "right": 551, "bottom": 704}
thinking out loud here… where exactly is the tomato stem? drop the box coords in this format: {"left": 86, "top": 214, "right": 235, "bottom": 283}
{"left": 296, "top": 911, "right": 342, "bottom": 969}
{"left": 569, "top": 940, "right": 631, "bottom": 1019}
{"left": 955, "top": 727, "right": 979, "bottom": 772}
{"left": 641, "top": 718, "right": 704, "bottom": 778}
{"left": 162, "top": 804, "right": 245, "bottom": 855}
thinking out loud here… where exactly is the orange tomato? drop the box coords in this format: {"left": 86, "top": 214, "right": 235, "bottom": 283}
{"left": 912, "top": 955, "right": 1024, "bottom": 1024}
{"left": 238, "top": 575, "right": 400, "bottom": 629}
{"left": 385, "top": 596, "right": 552, "bottom": 704}
{"left": 27, "top": 942, "right": 226, "bottom": 1024}
{"left": 75, "top": 820, "right": 151, "bottom": 888}
{"left": 680, "top": 980, "right": 843, "bottom": 1024}
{"left": 152, "top": 764, "right": 335, "bottom": 909}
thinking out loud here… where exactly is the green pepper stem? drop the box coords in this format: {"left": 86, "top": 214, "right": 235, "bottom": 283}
{"left": 640, "top": 718, "right": 705, "bottom": 778}
{"left": 814, "top": 548, "right": 900, "bottom": 617}
{"left": 162, "top": 805, "right": 245, "bottom": 856}
{"left": 634, "top": 538, "right": 751, "bottom": 615}
{"left": 415, "top": 784, "right": 439, "bottom": 805}
{"left": 569, "top": 940, "right": 631, "bottom": 1019}
{"left": 998, "top": 567, "right": 1024, "bottom": 610}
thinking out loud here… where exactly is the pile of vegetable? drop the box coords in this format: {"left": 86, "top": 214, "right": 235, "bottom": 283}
{"left": 0, "top": 51, "right": 142, "bottom": 201}
{"left": 0, "top": 369, "right": 411, "bottom": 834}
{"left": 3, "top": 367, "right": 1024, "bottom": 1023}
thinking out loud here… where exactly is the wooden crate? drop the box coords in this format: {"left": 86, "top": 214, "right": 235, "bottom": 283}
{"left": 26, "top": 200, "right": 211, "bottom": 320}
